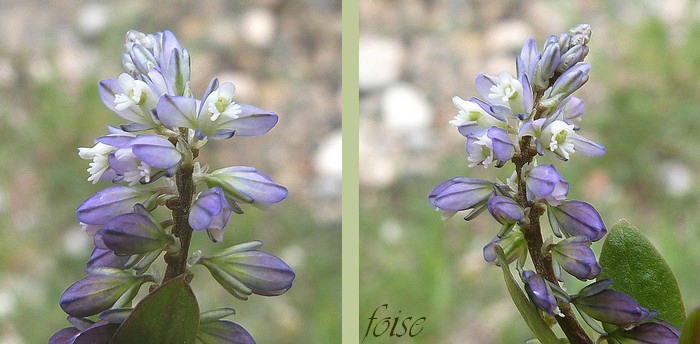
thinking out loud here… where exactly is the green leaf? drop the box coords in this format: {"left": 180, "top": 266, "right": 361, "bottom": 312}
{"left": 598, "top": 220, "right": 685, "bottom": 328}
{"left": 495, "top": 246, "right": 560, "bottom": 344}
{"left": 110, "top": 275, "right": 200, "bottom": 344}
{"left": 680, "top": 307, "right": 700, "bottom": 344}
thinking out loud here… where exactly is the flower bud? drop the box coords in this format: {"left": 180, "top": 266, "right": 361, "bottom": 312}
{"left": 99, "top": 204, "right": 174, "bottom": 255}
{"left": 189, "top": 186, "right": 233, "bottom": 242}
{"left": 540, "top": 63, "right": 590, "bottom": 109}
{"left": 521, "top": 270, "right": 562, "bottom": 316}
{"left": 604, "top": 320, "right": 680, "bottom": 344}
{"left": 524, "top": 164, "right": 569, "bottom": 205}
{"left": 483, "top": 230, "right": 527, "bottom": 266}
{"left": 486, "top": 195, "right": 524, "bottom": 225}
{"left": 60, "top": 268, "right": 148, "bottom": 317}
{"left": 547, "top": 200, "right": 606, "bottom": 241}
{"left": 428, "top": 177, "right": 493, "bottom": 215}
{"left": 76, "top": 186, "right": 150, "bottom": 225}
{"left": 572, "top": 280, "right": 655, "bottom": 326}
{"left": 205, "top": 166, "right": 288, "bottom": 207}
{"left": 197, "top": 241, "right": 295, "bottom": 300}
{"left": 533, "top": 35, "right": 560, "bottom": 90}
{"left": 549, "top": 236, "right": 600, "bottom": 280}
{"left": 197, "top": 320, "right": 255, "bottom": 344}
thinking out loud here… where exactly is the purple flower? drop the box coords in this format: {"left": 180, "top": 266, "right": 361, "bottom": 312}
{"left": 102, "top": 134, "right": 182, "bottom": 186}
{"left": 572, "top": 280, "right": 655, "bottom": 326}
{"left": 197, "top": 320, "right": 255, "bottom": 344}
{"left": 428, "top": 177, "right": 493, "bottom": 218}
{"left": 86, "top": 247, "right": 132, "bottom": 270}
{"left": 155, "top": 79, "right": 278, "bottom": 139}
{"left": 522, "top": 270, "right": 562, "bottom": 316}
{"left": 189, "top": 187, "right": 233, "bottom": 242}
{"left": 466, "top": 127, "right": 514, "bottom": 168}
{"left": 548, "top": 236, "right": 601, "bottom": 280}
{"left": 604, "top": 320, "right": 680, "bottom": 344}
{"left": 516, "top": 38, "right": 540, "bottom": 85}
{"left": 98, "top": 204, "right": 174, "bottom": 255}
{"left": 204, "top": 166, "right": 288, "bottom": 207}
{"left": 122, "top": 30, "right": 189, "bottom": 96}
{"left": 475, "top": 72, "right": 527, "bottom": 115}
{"left": 486, "top": 195, "right": 524, "bottom": 225}
{"left": 548, "top": 200, "right": 606, "bottom": 241}
{"left": 60, "top": 268, "right": 148, "bottom": 317}
{"left": 76, "top": 186, "right": 150, "bottom": 225}
{"left": 196, "top": 241, "right": 295, "bottom": 300}
{"left": 483, "top": 230, "right": 527, "bottom": 266}
{"left": 450, "top": 97, "right": 506, "bottom": 136}
{"left": 98, "top": 74, "right": 160, "bottom": 129}
{"left": 524, "top": 164, "right": 569, "bottom": 205}
{"left": 519, "top": 118, "right": 605, "bottom": 160}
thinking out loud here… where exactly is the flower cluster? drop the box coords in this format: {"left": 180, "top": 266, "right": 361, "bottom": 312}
{"left": 51, "top": 30, "right": 295, "bottom": 343}
{"left": 429, "top": 25, "right": 679, "bottom": 343}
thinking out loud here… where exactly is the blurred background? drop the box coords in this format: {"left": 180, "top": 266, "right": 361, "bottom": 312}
{"left": 0, "top": 1, "right": 340, "bottom": 343}
{"left": 360, "top": 0, "right": 700, "bottom": 342}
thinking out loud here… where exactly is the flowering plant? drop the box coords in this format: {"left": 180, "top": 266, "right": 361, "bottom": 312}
{"left": 50, "top": 30, "right": 294, "bottom": 343}
{"left": 429, "top": 24, "right": 696, "bottom": 343}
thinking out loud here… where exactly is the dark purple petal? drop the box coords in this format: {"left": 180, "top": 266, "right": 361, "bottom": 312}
{"left": 60, "top": 268, "right": 142, "bottom": 317}
{"left": 533, "top": 35, "right": 560, "bottom": 88}
{"left": 428, "top": 177, "right": 493, "bottom": 212}
{"left": 197, "top": 320, "right": 255, "bottom": 344}
{"left": 208, "top": 167, "right": 288, "bottom": 205}
{"left": 76, "top": 186, "right": 148, "bottom": 225}
{"left": 486, "top": 195, "right": 524, "bottom": 225}
{"left": 573, "top": 287, "right": 654, "bottom": 326}
{"left": 130, "top": 135, "right": 181, "bottom": 169}
{"left": 522, "top": 270, "right": 560, "bottom": 315}
{"left": 156, "top": 95, "right": 197, "bottom": 128}
{"left": 101, "top": 210, "right": 172, "bottom": 255}
{"left": 546, "top": 63, "right": 591, "bottom": 103}
{"left": 215, "top": 104, "right": 279, "bottom": 137}
{"left": 70, "top": 321, "right": 120, "bottom": 344}
{"left": 550, "top": 236, "right": 600, "bottom": 280}
{"left": 606, "top": 320, "right": 680, "bottom": 344}
{"left": 86, "top": 248, "right": 132, "bottom": 270}
{"left": 49, "top": 327, "right": 80, "bottom": 344}
{"left": 548, "top": 200, "right": 606, "bottom": 241}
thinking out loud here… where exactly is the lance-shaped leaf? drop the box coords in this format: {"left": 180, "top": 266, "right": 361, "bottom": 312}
{"left": 197, "top": 320, "right": 255, "bottom": 344}
{"left": 197, "top": 242, "right": 295, "bottom": 300}
{"left": 60, "top": 268, "right": 148, "bottom": 318}
{"left": 111, "top": 275, "right": 199, "bottom": 344}
{"left": 99, "top": 204, "right": 174, "bottom": 255}
{"left": 598, "top": 220, "right": 686, "bottom": 328}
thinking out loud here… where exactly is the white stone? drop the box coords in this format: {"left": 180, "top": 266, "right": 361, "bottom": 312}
{"left": 381, "top": 83, "right": 432, "bottom": 134}
{"left": 359, "top": 35, "right": 404, "bottom": 90}
{"left": 241, "top": 8, "right": 276, "bottom": 48}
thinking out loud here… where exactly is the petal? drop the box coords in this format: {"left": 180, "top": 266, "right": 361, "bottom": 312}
{"left": 156, "top": 95, "right": 198, "bottom": 129}
{"left": 215, "top": 104, "right": 279, "bottom": 137}
{"left": 210, "top": 167, "right": 288, "bottom": 205}
{"left": 60, "top": 268, "right": 142, "bottom": 317}
{"left": 130, "top": 135, "right": 182, "bottom": 169}
{"left": 526, "top": 164, "right": 561, "bottom": 199}
{"left": 98, "top": 79, "right": 144, "bottom": 124}
{"left": 211, "top": 250, "right": 296, "bottom": 296}
{"left": 571, "top": 132, "right": 606, "bottom": 157}
{"left": 549, "top": 200, "right": 606, "bottom": 241}
{"left": 101, "top": 211, "right": 172, "bottom": 255}
{"left": 487, "top": 127, "right": 514, "bottom": 162}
